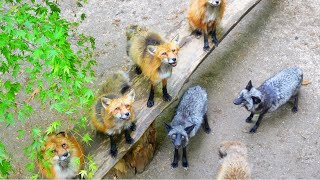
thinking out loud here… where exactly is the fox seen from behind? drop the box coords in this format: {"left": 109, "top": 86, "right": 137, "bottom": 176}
{"left": 216, "top": 141, "right": 251, "bottom": 179}
{"left": 126, "top": 25, "right": 180, "bottom": 108}
{"left": 165, "top": 86, "right": 211, "bottom": 168}
{"left": 188, "top": 0, "right": 226, "bottom": 51}
{"left": 91, "top": 72, "right": 136, "bottom": 157}
{"left": 37, "top": 132, "right": 84, "bottom": 179}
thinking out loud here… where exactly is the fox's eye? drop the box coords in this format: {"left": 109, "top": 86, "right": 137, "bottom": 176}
{"left": 172, "top": 49, "right": 176, "bottom": 53}
{"left": 61, "top": 143, "right": 66, "bottom": 148}
{"left": 172, "top": 134, "right": 176, "bottom": 139}
{"left": 125, "top": 104, "right": 130, "bottom": 108}
{"left": 52, "top": 149, "right": 57, "bottom": 153}
{"left": 181, "top": 135, "right": 185, "bottom": 139}
{"left": 115, "top": 107, "right": 120, "bottom": 110}
{"left": 161, "top": 52, "right": 167, "bottom": 56}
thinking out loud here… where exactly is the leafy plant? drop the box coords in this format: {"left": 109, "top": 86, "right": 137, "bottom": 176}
{"left": 0, "top": 0, "right": 97, "bottom": 178}
{"left": 0, "top": 141, "right": 14, "bottom": 179}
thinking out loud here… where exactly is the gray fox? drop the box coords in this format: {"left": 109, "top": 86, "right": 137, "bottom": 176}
{"left": 165, "top": 86, "right": 211, "bottom": 168}
{"left": 234, "top": 67, "right": 303, "bottom": 133}
{"left": 217, "top": 141, "right": 251, "bottom": 179}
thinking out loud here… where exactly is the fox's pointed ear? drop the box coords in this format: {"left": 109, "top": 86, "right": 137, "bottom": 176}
{"left": 56, "top": 132, "right": 66, "bottom": 137}
{"left": 147, "top": 45, "right": 157, "bottom": 55}
{"left": 246, "top": 80, "right": 253, "bottom": 91}
{"left": 164, "top": 123, "right": 172, "bottom": 132}
{"left": 125, "top": 89, "right": 135, "bottom": 103}
{"left": 101, "top": 97, "right": 112, "bottom": 109}
{"left": 185, "top": 124, "right": 195, "bottom": 135}
{"left": 171, "top": 34, "right": 179, "bottom": 45}
{"left": 252, "top": 96, "right": 261, "bottom": 104}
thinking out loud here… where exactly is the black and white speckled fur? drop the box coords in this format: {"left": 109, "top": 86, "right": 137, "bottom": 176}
{"left": 165, "top": 86, "right": 211, "bottom": 168}
{"left": 234, "top": 67, "right": 303, "bottom": 133}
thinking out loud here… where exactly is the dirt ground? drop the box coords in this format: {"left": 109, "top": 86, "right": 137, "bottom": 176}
{"left": 1, "top": 0, "right": 320, "bottom": 178}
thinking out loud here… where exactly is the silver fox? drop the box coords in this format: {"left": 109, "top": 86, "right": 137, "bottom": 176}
{"left": 234, "top": 67, "right": 303, "bottom": 133}
{"left": 165, "top": 86, "right": 211, "bottom": 168}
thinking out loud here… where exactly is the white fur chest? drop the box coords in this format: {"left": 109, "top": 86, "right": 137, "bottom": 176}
{"left": 203, "top": 7, "right": 219, "bottom": 24}
{"left": 54, "top": 158, "right": 79, "bottom": 179}
{"left": 158, "top": 64, "right": 172, "bottom": 81}
{"left": 106, "top": 120, "right": 131, "bottom": 135}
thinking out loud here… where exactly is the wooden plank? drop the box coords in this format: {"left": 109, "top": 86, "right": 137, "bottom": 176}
{"left": 91, "top": 0, "right": 263, "bottom": 178}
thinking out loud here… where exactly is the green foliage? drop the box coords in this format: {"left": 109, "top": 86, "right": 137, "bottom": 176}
{"left": 0, "top": 142, "right": 14, "bottom": 179}
{"left": 0, "top": 0, "right": 97, "bottom": 178}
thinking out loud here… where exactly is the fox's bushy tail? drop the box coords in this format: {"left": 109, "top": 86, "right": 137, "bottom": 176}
{"left": 98, "top": 71, "right": 131, "bottom": 96}
{"left": 125, "top": 25, "right": 146, "bottom": 41}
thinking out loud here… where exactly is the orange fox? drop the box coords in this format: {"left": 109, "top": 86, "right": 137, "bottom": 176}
{"left": 126, "top": 25, "right": 179, "bottom": 107}
{"left": 187, "top": 0, "right": 226, "bottom": 51}
{"left": 91, "top": 72, "right": 136, "bottom": 157}
{"left": 38, "top": 132, "right": 84, "bottom": 179}
{"left": 216, "top": 141, "right": 251, "bottom": 179}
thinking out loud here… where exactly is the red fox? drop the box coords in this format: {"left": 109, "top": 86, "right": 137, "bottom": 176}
{"left": 91, "top": 72, "right": 136, "bottom": 157}
{"left": 38, "top": 132, "right": 84, "bottom": 179}
{"left": 187, "top": 0, "right": 226, "bottom": 51}
{"left": 126, "top": 25, "right": 180, "bottom": 108}
{"left": 216, "top": 141, "right": 251, "bottom": 179}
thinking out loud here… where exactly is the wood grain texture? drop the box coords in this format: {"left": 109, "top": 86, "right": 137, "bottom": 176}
{"left": 91, "top": 0, "right": 263, "bottom": 178}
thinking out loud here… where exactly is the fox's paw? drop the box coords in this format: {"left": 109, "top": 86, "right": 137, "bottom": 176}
{"left": 292, "top": 106, "right": 298, "bottom": 113}
{"left": 182, "top": 160, "right": 188, "bottom": 168}
{"left": 245, "top": 117, "right": 253, "bottom": 123}
{"left": 135, "top": 66, "right": 142, "bottom": 75}
{"left": 171, "top": 161, "right": 178, "bottom": 168}
{"left": 126, "top": 137, "right": 134, "bottom": 144}
{"left": 212, "top": 39, "right": 219, "bottom": 47}
{"left": 203, "top": 45, "right": 210, "bottom": 52}
{"left": 249, "top": 127, "right": 257, "bottom": 134}
{"left": 194, "top": 30, "right": 202, "bottom": 39}
{"left": 147, "top": 99, "right": 154, "bottom": 107}
{"left": 130, "top": 123, "right": 136, "bottom": 131}
{"left": 204, "top": 127, "right": 211, "bottom": 134}
{"left": 110, "top": 148, "right": 118, "bottom": 158}
{"left": 163, "top": 94, "right": 172, "bottom": 102}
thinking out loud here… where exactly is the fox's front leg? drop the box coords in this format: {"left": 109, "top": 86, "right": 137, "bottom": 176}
{"left": 249, "top": 111, "right": 267, "bottom": 133}
{"left": 292, "top": 94, "right": 299, "bottom": 113}
{"left": 162, "top": 79, "right": 172, "bottom": 102}
{"left": 130, "top": 122, "right": 136, "bottom": 131}
{"left": 182, "top": 147, "right": 188, "bottom": 168}
{"left": 246, "top": 113, "right": 254, "bottom": 123}
{"left": 147, "top": 84, "right": 155, "bottom": 108}
{"left": 211, "top": 28, "right": 219, "bottom": 47}
{"left": 203, "top": 29, "right": 210, "bottom": 51}
{"left": 109, "top": 135, "right": 118, "bottom": 157}
{"left": 202, "top": 113, "right": 211, "bottom": 133}
{"left": 171, "top": 148, "right": 179, "bottom": 168}
{"left": 124, "top": 128, "right": 134, "bottom": 144}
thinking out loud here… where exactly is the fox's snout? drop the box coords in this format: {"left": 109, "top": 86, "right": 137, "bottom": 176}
{"left": 208, "top": 0, "right": 221, "bottom": 6}
{"left": 168, "top": 58, "right": 177, "bottom": 67}
{"left": 59, "top": 152, "right": 70, "bottom": 161}
{"left": 233, "top": 97, "right": 243, "bottom": 105}
{"left": 121, "top": 112, "right": 131, "bottom": 120}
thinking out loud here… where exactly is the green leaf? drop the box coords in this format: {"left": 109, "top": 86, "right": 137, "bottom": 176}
{"left": 80, "top": 13, "right": 86, "bottom": 21}
{"left": 31, "top": 127, "right": 41, "bottom": 138}
{"left": 79, "top": 170, "right": 87, "bottom": 179}
{"left": 46, "top": 120, "right": 61, "bottom": 135}
{"left": 25, "top": 162, "right": 35, "bottom": 172}
{"left": 17, "top": 130, "right": 25, "bottom": 139}
{"left": 82, "top": 133, "right": 92, "bottom": 144}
